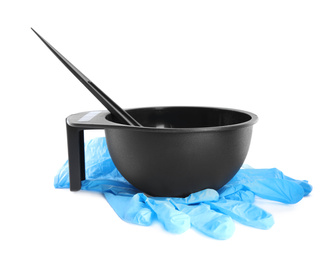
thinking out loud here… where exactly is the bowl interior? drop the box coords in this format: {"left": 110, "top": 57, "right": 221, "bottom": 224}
{"left": 106, "top": 107, "right": 253, "bottom": 128}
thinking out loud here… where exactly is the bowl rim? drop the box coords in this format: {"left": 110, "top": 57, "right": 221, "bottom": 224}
{"left": 108, "top": 106, "right": 259, "bottom": 132}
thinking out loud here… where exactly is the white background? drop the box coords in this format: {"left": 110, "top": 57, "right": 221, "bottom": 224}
{"left": 1, "top": 1, "right": 335, "bottom": 259}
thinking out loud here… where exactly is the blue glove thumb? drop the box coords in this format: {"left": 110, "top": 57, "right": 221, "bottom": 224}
{"left": 221, "top": 168, "right": 312, "bottom": 204}
{"left": 170, "top": 189, "right": 235, "bottom": 240}
{"left": 173, "top": 202, "right": 235, "bottom": 240}
{"left": 138, "top": 193, "right": 191, "bottom": 234}
{"left": 208, "top": 199, "right": 274, "bottom": 230}
{"left": 244, "top": 178, "right": 304, "bottom": 204}
{"left": 104, "top": 192, "right": 155, "bottom": 226}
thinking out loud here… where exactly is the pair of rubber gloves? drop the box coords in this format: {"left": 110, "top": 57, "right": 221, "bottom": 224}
{"left": 55, "top": 137, "right": 312, "bottom": 240}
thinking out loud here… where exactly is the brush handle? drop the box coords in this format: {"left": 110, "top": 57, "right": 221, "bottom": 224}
{"left": 31, "top": 28, "right": 142, "bottom": 127}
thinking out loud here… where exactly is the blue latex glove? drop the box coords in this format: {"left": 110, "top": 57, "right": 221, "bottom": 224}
{"left": 220, "top": 165, "right": 312, "bottom": 203}
{"left": 55, "top": 137, "right": 312, "bottom": 239}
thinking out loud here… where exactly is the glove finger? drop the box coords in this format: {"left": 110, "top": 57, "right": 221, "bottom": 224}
{"left": 173, "top": 203, "right": 235, "bottom": 240}
{"left": 140, "top": 194, "right": 190, "bottom": 234}
{"left": 236, "top": 168, "right": 313, "bottom": 197}
{"left": 104, "top": 192, "right": 154, "bottom": 226}
{"left": 244, "top": 178, "right": 304, "bottom": 204}
{"left": 284, "top": 176, "right": 313, "bottom": 196}
{"left": 208, "top": 199, "right": 274, "bottom": 230}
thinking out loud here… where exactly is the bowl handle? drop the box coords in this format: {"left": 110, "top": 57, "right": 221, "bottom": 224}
{"left": 66, "top": 111, "right": 109, "bottom": 191}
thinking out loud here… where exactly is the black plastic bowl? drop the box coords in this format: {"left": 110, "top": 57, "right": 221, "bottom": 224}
{"left": 66, "top": 106, "right": 258, "bottom": 197}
